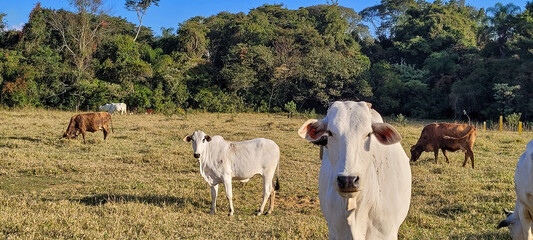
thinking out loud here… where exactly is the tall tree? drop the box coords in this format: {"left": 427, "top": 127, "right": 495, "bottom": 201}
{"left": 125, "top": 0, "right": 160, "bottom": 41}
{"left": 49, "top": 0, "right": 107, "bottom": 80}
{"left": 487, "top": 3, "right": 521, "bottom": 58}
{"left": 360, "top": 0, "right": 417, "bottom": 38}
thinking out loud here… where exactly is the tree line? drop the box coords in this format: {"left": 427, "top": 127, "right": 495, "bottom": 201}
{"left": 0, "top": 0, "right": 531, "bottom": 121}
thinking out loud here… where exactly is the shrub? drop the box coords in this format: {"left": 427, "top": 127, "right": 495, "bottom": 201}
{"left": 126, "top": 84, "right": 153, "bottom": 110}
{"left": 284, "top": 101, "right": 297, "bottom": 118}
{"left": 506, "top": 112, "right": 522, "bottom": 129}
{"left": 395, "top": 113, "right": 408, "bottom": 126}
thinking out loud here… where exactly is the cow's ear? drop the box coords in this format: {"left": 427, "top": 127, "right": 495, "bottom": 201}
{"left": 183, "top": 135, "right": 192, "bottom": 142}
{"left": 497, "top": 212, "right": 516, "bottom": 229}
{"left": 497, "top": 219, "right": 510, "bottom": 229}
{"left": 371, "top": 123, "right": 402, "bottom": 145}
{"left": 205, "top": 135, "right": 212, "bottom": 142}
{"left": 298, "top": 119, "right": 328, "bottom": 142}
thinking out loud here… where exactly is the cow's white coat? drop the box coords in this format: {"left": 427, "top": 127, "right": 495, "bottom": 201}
{"left": 298, "top": 101, "right": 411, "bottom": 239}
{"left": 183, "top": 131, "right": 280, "bottom": 216}
{"left": 99, "top": 103, "right": 127, "bottom": 115}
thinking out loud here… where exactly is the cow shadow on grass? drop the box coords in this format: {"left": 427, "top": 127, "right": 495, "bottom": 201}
{"left": 73, "top": 193, "right": 208, "bottom": 209}
{"left": 449, "top": 231, "right": 510, "bottom": 239}
{"left": 5, "top": 136, "right": 42, "bottom": 142}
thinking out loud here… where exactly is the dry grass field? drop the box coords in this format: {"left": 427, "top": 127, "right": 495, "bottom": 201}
{"left": 0, "top": 108, "right": 532, "bottom": 239}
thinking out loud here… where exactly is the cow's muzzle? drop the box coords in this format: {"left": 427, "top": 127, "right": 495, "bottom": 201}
{"left": 194, "top": 153, "right": 200, "bottom": 159}
{"left": 337, "top": 175, "right": 360, "bottom": 193}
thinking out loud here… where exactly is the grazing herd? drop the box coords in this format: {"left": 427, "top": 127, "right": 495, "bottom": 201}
{"left": 60, "top": 100, "right": 530, "bottom": 239}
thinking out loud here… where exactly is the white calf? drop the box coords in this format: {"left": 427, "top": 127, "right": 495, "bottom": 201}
{"left": 183, "top": 131, "right": 280, "bottom": 216}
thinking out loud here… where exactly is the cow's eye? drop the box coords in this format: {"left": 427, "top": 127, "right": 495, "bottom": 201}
{"left": 202, "top": 138, "right": 206, "bottom": 143}
{"left": 313, "top": 136, "right": 328, "bottom": 146}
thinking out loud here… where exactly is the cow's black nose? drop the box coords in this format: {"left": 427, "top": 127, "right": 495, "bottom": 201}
{"left": 337, "top": 175, "right": 359, "bottom": 191}
{"left": 194, "top": 153, "right": 200, "bottom": 158}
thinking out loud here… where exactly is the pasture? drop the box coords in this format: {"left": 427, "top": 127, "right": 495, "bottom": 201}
{"left": 0, "top": 109, "right": 531, "bottom": 239}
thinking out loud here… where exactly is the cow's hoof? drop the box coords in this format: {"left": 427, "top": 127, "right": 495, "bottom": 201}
{"left": 209, "top": 211, "right": 215, "bottom": 215}
{"left": 255, "top": 211, "right": 263, "bottom": 216}
{"left": 228, "top": 212, "right": 234, "bottom": 217}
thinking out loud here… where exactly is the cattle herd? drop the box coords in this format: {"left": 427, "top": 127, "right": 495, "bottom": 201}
{"left": 60, "top": 101, "right": 531, "bottom": 239}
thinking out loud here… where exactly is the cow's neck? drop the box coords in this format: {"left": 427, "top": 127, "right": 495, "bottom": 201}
{"left": 198, "top": 140, "right": 228, "bottom": 185}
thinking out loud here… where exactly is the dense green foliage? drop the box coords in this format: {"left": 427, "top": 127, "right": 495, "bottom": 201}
{"left": 0, "top": 1, "right": 531, "bottom": 120}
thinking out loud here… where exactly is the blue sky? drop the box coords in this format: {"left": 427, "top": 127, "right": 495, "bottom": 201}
{"left": 2, "top": 0, "right": 530, "bottom": 36}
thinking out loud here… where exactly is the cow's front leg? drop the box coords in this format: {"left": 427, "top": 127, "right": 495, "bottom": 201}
{"left": 433, "top": 149, "right": 439, "bottom": 164}
{"left": 210, "top": 184, "right": 218, "bottom": 214}
{"left": 223, "top": 178, "right": 234, "bottom": 216}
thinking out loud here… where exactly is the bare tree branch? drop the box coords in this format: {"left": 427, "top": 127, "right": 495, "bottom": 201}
{"left": 125, "top": 0, "right": 160, "bottom": 41}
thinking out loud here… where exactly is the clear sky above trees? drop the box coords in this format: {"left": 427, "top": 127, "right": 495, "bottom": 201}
{"left": 2, "top": 0, "right": 530, "bottom": 35}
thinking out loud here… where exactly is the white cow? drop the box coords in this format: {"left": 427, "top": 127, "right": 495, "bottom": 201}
{"left": 298, "top": 101, "right": 411, "bottom": 239}
{"left": 498, "top": 140, "right": 533, "bottom": 240}
{"left": 183, "top": 131, "right": 280, "bottom": 216}
{"left": 113, "top": 103, "right": 127, "bottom": 115}
{"left": 98, "top": 103, "right": 113, "bottom": 113}
{"left": 99, "top": 103, "right": 127, "bottom": 115}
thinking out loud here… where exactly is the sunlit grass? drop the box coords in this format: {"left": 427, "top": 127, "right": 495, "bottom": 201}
{"left": 0, "top": 109, "right": 531, "bottom": 239}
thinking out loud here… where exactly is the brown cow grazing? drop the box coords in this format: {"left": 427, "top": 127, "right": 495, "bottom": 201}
{"left": 63, "top": 112, "right": 113, "bottom": 144}
{"left": 410, "top": 123, "right": 476, "bottom": 168}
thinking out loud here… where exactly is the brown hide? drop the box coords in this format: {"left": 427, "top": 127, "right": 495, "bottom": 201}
{"left": 63, "top": 112, "right": 113, "bottom": 144}
{"left": 410, "top": 123, "right": 476, "bottom": 169}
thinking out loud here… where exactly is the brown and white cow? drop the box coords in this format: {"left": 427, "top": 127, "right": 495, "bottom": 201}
{"left": 63, "top": 112, "right": 113, "bottom": 144}
{"left": 410, "top": 123, "right": 476, "bottom": 168}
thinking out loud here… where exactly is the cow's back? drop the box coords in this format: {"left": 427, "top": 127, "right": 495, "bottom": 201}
{"left": 78, "top": 112, "right": 110, "bottom": 131}
{"left": 438, "top": 123, "right": 473, "bottom": 138}
{"left": 438, "top": 123, "right": 476, "bottom": 147}
{"left": 226, "top": 138, "right": 280, "bottom": 178}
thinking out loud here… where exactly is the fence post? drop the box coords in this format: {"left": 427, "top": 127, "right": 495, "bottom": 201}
{"left": 519, "top": 121, "right": 523, "bottom": 135}
{"left": 483, "top": 121, "right": 486, "bottom": 131}
{"left": 499, "top": 116, "right": 503, "bottom": 132}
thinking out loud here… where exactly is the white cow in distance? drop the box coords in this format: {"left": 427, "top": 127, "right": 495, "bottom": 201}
{"left": 298, "top": 101, "right": 411, "bottom": 239}
{"left": 99, "top": 103, "right": 127, "bottom": 115}
{"left": 183, "top": 131, "right": 280, "bottom": 216}
{"left": 498, "top": 140, "right": 533, "bottom": 240}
